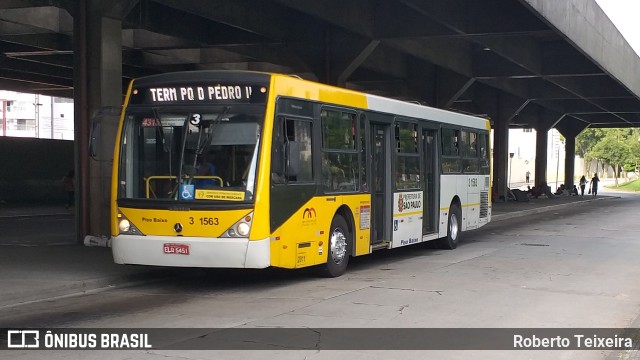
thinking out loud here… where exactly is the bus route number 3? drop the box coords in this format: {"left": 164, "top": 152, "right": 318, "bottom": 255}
{"left": 189, "top": 217, "right": 219, "bottom": 226}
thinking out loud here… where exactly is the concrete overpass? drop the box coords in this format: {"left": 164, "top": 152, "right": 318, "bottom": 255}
{"left": 0, "top": 0, "right": 639, "bottom": 240}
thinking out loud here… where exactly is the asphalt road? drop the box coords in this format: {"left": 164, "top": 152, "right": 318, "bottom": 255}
{"left": 1, "top": 192, "right": 640, "bottom": 360}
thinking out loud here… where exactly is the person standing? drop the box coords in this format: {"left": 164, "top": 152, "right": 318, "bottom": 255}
{"left": 525, "top": 170, "right": 530, "bottom": 184}
{"left": 590, "top": 174, "right": 600, "bottom": 198}
{"left": 579, "top": 175, "right": 587, "bottom": 197}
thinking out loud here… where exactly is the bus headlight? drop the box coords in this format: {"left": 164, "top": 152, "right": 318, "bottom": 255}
{"left": 117, "top": 212, "right": 144, "bottom": 235}
{"left": 237, "top": 222, "right": 250, "bottom": 236}
{"left": 119, "top": 219, "right": 131, "bottom": 232}
{"left": 222, "top": 212, "right": 253, "bottom": 238}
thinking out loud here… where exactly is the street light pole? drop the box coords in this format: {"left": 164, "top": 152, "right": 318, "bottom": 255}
{"left": 34, "top": 94, "right": 44, "bottom": 139}
{"left": 50, "top": 96, "right": 55, "bottom": 139}
{"left": 1, "top": 99, "right": 6, "bottom": 137}
{"left": 509, "top": 152, "right": 515, "bottom": 189}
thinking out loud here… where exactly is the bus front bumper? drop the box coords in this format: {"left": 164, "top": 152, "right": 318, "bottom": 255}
{"left": 111, "top": 235, "right": 270, "bottom": 268}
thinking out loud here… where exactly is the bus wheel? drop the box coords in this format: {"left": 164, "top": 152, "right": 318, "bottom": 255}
{"left": 438, "top": 203, "right": 461, "bottom": 250}
{"left": 319, "top": 215, "right": 350, "bottom": 277}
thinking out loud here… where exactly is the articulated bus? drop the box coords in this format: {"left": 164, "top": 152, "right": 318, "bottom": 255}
{"left": 111, "top": 71, "right": 491, "bottom": 277}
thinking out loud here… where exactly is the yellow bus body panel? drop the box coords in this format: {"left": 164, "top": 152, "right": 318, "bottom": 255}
{"left": 118, "top": 207, "right": 252, "bottom": 238}
{"left": 271, "top": 74, "right": 368, "bottom": 110}
{"left": 111, "top": 82, "right": 132, "bottom": 237}
{"left": 269, "top": 194, "right": 371, "bottom": 269}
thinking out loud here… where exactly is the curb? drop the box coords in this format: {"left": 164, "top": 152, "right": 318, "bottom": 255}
{"left": 492, "top": 195, "right": 618, "bottom": 222}
{"left": 0, "top": 212, "right": 73, "bottom": 219}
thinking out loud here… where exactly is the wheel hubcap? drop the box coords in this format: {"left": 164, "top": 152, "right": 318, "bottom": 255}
{"left": 450, "top": 213, "right": 459, "bottom": 240}
{"left": 330, "top": 228, "right": 347, "bottom": 264}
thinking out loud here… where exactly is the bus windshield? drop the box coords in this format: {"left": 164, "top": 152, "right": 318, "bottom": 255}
{"left": 118, "top": 105, "right": 264, "bottom": 203}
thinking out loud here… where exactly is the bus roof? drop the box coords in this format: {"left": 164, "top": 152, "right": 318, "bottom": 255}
{"left": 365, "top": 94, "right": 489, "bottom": 131}
{"left": 271, "top": 73, "right": 489, "bottom": 131}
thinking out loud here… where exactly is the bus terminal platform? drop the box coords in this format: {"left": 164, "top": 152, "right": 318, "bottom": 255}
{"left": 0, "top": 191, "right": 620, "bottom": 309}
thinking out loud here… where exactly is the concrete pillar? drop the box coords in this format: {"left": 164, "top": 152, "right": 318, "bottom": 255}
{"left": 532, "top": 112, "right": 561, "bottom": 189}
{"left": 489, "top": 93, "right": 528, "bottom": 201}
{"left": 534, "top": 128, "right": 548, "bottom": 189}
{"left": 73, "top": 0, "right": 123, "bottom": 241}
{"left": 556, "top": 117, "right": 587, "bottom": 189}
{"left": 493, "top": 114, "right": 509, "bottom": 200}
{"left": 564, "top": 136, "right": 576, "bottom": 188}
{"left": 73, "top": 0, "right": 89, "bottom": 242}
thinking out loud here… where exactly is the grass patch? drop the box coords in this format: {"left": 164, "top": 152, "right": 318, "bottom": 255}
{"left": 608, "top": 178, "right": 640, "bottom": 191}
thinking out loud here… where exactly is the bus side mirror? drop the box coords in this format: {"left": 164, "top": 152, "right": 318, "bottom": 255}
{"left": 89, "top": 106, "right": 121, "bottom": 159}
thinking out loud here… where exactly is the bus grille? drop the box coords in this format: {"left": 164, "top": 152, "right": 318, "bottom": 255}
{"left": 480, "top": 192, "right": 489, "bottom": 218}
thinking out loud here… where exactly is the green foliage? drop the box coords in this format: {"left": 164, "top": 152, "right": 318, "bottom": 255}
{"left": 576, "top": 128, "right": 605, "bottom": 159}
{"left": 584, "top": 128, "right": 640, "bottom": 184}
{"left": 612, "top": 179, "right": 640, "bottom": 192}
{"left": 590, "top": 130, "right": 628, "bottom": 166}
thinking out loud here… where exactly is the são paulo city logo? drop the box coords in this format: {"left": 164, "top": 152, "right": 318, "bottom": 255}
{"left": 398, "top": 193, "right": 422, "bottom": 213}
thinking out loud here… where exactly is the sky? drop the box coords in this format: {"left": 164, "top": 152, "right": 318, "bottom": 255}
{"left": 595, "top": 0, "right": 640, "bottom": 56}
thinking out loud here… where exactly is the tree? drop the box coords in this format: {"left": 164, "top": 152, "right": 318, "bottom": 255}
{"left": 576, "top": 128, "right": 605, "bottom": 175}
{"left": 624, "top": 128, "right": 640, "bottom": 173}
{"left": 589, "top": 129, "right": 630, "bottom": 186}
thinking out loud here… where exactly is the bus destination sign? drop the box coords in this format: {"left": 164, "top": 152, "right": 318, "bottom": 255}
{"left": 130, "top": 84, "right": 268, "bottom": 105}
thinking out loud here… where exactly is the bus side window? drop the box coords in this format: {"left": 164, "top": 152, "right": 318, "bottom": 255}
{"left": 442, "top": 128, "right": 459, "bottom": 156}
{"left": 441, "top": 128, "right": 461, "bottom": 173}
{"left": 272, "top": 118, "right": 286, "bottom": 184}
{"left": 272, "top": 117, "right": 313, "bottom": 184}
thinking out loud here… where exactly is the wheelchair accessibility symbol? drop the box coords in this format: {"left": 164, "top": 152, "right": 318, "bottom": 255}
{"left": 180, "top": 184, "right": 195, "bottom": 200}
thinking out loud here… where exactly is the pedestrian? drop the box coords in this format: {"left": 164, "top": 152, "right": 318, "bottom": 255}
{"left": 525, "top": 170, "right": 530, "bottom": 184}
{"left": 579, "top": 175, "right": 587, "bottom": 197}
{"left": 590, "top": 174, "right": 600, "bottom": 198}
{"left": 62, "top": 169, "right": 75, "bottom": 209}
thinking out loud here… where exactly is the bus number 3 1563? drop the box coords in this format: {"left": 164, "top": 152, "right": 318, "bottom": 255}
{"left": 189, "top": 217, "right": 219, "bottom": 226}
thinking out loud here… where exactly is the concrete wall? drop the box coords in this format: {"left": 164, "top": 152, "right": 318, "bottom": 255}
{"left": 0, "top": 137, "right": 74, "bottom": 204}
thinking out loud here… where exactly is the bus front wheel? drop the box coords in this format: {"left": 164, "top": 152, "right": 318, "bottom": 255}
{"left": 319, "top": 215, "right": 350, "bottom": 277}
{"left": 438, "top": 203, "right": 461, "bottom": 250}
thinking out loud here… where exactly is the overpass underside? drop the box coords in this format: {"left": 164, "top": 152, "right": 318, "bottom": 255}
{"left": 0, "top": 0, "right": 639, "bottom": 240}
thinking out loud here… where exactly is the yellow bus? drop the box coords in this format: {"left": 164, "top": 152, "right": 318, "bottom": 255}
{"left": 111, "top": 71, "right": 491, "bottom": 277}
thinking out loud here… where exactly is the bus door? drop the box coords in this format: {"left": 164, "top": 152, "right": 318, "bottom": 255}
{"left": 371, "top": 123, "right": 391, "bottom": 245}
{"left": 422, "top": 129, "right": 438, "bottom": 234}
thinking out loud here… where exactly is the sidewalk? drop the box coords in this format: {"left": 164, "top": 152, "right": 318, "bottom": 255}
{"left": 0, "top": 203, "right": 168, "bottom": 308}
{"left": 0, "top": 193, "right": 620, "bottom": 309}
{"left": 0, "top": 245, "right": 170, "bottom": 308}
{"left": 491, "top": 193, "right": 615, "bottom": 221}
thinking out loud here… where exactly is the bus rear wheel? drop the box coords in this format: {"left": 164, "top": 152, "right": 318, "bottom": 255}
{"left": 319, "top": 215, "right": 350, "bottom": 277}
{"left": 438, "top": 203, "right": 461, "bottom": 250}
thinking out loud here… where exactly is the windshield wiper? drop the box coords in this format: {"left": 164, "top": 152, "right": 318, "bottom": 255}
{"left": 152, "top": 108, "right": 175, "bottom": 197}
{"left": 174, "top": 113, "right": 193, "bottom": 199}
{"left": 195, "top": 106, "right": 230, "bottom": 156}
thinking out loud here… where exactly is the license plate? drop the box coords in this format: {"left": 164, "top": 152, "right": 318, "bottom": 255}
{"left": 163, "top": 243, "right": 190, "bottom": 255}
